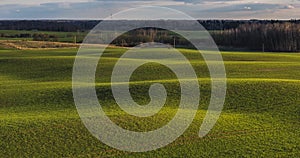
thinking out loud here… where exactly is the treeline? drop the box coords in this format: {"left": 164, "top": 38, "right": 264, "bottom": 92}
{"left": 112, "top": 29, "right": 191, "bottom": 47}
{"left": 0, "top": 20, "right": 300, "bottom": 52}
{"left": 212, "top": 23, "right": 300, "bottom": 52}
{"left": 0, "top": 20, "right": 99, "bottom": 32}
{"left": 112, "top": 22, "right": 300, "bottom": 52}
{"left": 1, "top": 20, "right": 299, "bottom": 32}
{"left": 32, "top": 34, "right": 59, "bottom": 42}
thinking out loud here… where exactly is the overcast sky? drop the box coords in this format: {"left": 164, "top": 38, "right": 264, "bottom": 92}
{"left": 0, "top": 0, "right": 299, "bottom": 20}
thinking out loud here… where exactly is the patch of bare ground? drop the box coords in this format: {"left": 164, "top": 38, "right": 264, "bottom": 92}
{"left": 0, "top": 40, "right": 79, "bottom": 50}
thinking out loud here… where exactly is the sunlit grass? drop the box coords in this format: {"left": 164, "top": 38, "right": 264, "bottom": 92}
{"left": 0, "top": 48, "right": 299, "bottom": 157}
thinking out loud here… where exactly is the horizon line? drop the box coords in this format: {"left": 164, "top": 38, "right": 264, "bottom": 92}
{"left": 0, "top": 18, "right": 299, "bottom": 21}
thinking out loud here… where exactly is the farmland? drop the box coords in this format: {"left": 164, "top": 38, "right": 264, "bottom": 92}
{"left": 0, "top": 46, "right": 299, "bottom": 157}
{"left": 0, "top": 30, "right": 87, "bottom": 43}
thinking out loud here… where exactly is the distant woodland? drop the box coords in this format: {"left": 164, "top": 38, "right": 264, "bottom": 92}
{"left": 0, "top": 20, "right": 299, "bottom": 52}
{"left": 212, "top": 22, "right": 300, "bottom": 52}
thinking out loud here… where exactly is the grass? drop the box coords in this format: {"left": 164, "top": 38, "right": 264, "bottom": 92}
{"left": 0, "top": 47, "right": 299, "bottom": 157}
{"left": 0, "top": 30, "right": 87, "bottom": 43}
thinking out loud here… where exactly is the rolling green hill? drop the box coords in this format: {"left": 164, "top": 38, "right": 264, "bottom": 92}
{"left": 0, "top": 48, "right": 299, "bottom": 157}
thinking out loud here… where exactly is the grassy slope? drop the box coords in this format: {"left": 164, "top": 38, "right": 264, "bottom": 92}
{"left": 0, "top": 48, "right": 299, "bottom": 157}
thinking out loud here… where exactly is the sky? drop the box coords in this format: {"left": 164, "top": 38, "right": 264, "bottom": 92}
{"left": 0, "top": 0, "right": 299, "bottom": 20}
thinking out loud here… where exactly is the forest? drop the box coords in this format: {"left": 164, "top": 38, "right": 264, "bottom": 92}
{"left": 212, "top": 22, "right": 300, "bottom": 52}
{"left": 0, "top": 20, "right": 299, "bottom": 52}
{"left": 112, "top": 22, "right": 300, "bottom": 52}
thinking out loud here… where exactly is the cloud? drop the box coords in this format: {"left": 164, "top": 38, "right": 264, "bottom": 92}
{"left": 200, "top": 3, "right": 281, "bottom": 13}
{"left": 0, "top": 0, "right": 299, "bottom": 19}
{"left": 282, "top": 4, "right": 295, "bottom": 9}
{"left": 0, "top": 0, "right": 93, "bottom": 6}
{"left": 244, "top": 6, "right": 252, "bottom": 10}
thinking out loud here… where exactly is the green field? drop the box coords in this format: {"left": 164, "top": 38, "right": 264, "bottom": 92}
{"left": 0, "top": 30, "right": 87, "bottom": 43}
{"left": 0, "top": 47, "right": 299, "bottom": 157}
